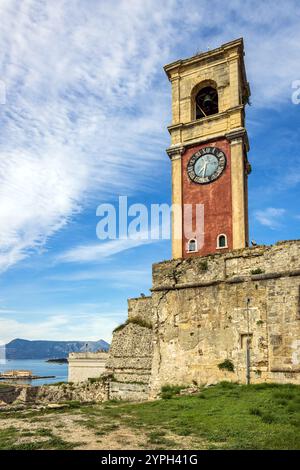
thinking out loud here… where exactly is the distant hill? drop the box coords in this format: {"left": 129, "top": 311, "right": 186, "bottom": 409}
{"left": 5, "top": 338, "right": 110, "bottom": 359}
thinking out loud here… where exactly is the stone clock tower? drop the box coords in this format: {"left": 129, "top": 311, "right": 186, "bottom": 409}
{"left": 165, "top": 38, "right": 251, "bottom": 259}
{"left": 102, "top": 39, "right": 300, "bottom": 402}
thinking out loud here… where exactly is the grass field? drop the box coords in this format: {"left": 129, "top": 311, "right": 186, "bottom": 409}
{"left": 0, "top": 382, "right": 299, "bottom": 450}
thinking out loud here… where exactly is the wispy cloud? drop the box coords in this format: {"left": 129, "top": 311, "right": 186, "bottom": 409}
{"left": 0, "top": 0, "right": 176, "bottom": 271}
{"left": 56, "top": 237, "right": 157, "bottom": 264}
{"left": 47, "top": 267, "right": 150, "bottom": 283}
{"left": 254, "top": 207, "right": 286, "bottom": 230}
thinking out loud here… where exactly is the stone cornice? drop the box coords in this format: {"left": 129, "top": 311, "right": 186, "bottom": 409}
{"left": 167, "top": 106, "right": 244, "bottom": 133}
{"left": 164, "top": 38, "right": 244, "bottom": 79}
{"left": 166, "top": 127, "right": 249, "bottom": 155}
{"left": 226, "top": 127, "right": 250, "bottom": 152}
{"left": 166, "top": 145, "right": 186, "bottom": 160}
{"left": 151, "top": 269, "right": 300, "bottom": 292}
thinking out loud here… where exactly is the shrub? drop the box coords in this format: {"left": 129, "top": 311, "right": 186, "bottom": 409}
{"left": 252, "top": 382, "right": 281, "bottom": 390}
{"left": 88, "top": 377, "right": 102, "bottom": 384}
{"left": 251, "top": 268, "right": 265, "bottom": 275}
{"left": 88, "top": 374, "right": 115, "bottom": 384}
{"left": 160, "top": 384, "right": 186, "bottom": 399}
{"left": 113, "top": 317, "right": 152, "bottom": 333}
{"left": 218, "top": 359, "right": 235, "bottom": 372}
{"left": 219, "top": 381, "right": 237, "bottom": 389}
{"left": 199, "top": 260, "right": 208, "bottom": 271}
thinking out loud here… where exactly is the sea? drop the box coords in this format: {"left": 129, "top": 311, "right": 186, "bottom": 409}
{"left": 0, "top": 359, "right": 68, "bottom": 386}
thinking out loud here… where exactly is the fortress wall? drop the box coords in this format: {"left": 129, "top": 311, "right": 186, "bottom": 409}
{"left": 109, "top": 381, "right": 149, "bottom": 401}
{"left": 97, "top": 296, "right": 154, "bottom": 401}
{"left": 0, "top": 380, "right": 109, "bottom": 407}
{"left": 149, "top": 241, "right": 300, "bottom": 396}
{"left": 128, "top": 296, "right": 154, "bottom": 325}
{"left": 152, "top": 241, "right": 300, "bottom": 289}
{"left": 105, "top": 322, "right": 153, "bottom": 383}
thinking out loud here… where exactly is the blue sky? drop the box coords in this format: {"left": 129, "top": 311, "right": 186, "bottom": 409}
{"left": 0, "top": 0, "right": 299, "bottom": 344}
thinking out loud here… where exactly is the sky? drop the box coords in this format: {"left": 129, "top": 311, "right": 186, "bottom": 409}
{"left": 0, "top": 0, "right": 300, "bottom": 345}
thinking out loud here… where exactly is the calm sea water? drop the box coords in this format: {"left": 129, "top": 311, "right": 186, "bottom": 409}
{"left": 0, "top": 359, "right": 68, "bottom": 385}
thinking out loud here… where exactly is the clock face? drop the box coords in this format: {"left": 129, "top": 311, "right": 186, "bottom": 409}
{"left": 187, "top": 146, "right": 226, "bottom": 184}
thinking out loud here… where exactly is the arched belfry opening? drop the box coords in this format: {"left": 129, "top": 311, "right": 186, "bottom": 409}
{"left": 195, "top": 86, "right": 218, "bottom": 119}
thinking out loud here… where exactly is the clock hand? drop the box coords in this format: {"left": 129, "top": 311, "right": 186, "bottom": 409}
{"left": 199, "top": 163, "right": 206, "bottom": 176}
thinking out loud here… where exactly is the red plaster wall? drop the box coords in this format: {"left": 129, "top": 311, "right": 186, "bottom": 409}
{"left": 181, "top": 138, "right": 232, "bottom": 258}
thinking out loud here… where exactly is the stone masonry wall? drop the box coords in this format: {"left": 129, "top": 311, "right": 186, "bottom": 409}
{"left": 0, "top": 379, "right": 109, "bottom": 407}
{"left": 128, "top": 296, "right": 154, "bottom": 324}
{"left": 109, "top": 381, "right": 149, "bottom": 401}
{"left": 0, "top": 385, "right": 24, "bottom": 406}
{"left": 105, "top": 299, "right": 154, "bottom": 400}
{"left": 148, "top": 241, "right": 300, "bottom": 396}
{"left": 2, "top": 241, "right": 299, "bottom": 405}
{"left": 106, "top": 322, "right": 153, "bottom": 383}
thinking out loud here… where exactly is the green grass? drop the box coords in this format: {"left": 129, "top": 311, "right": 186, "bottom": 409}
{"left": 146, "top": 430, "right": 177, "bottom": 448}
{"left": 0, "top": 427, "right": 19, "bottom": 449}
{"left": 0, "top": 382, "right": 12, "bottom": 388}
{"left": 97, "top": 382, "right": 300, "bottom": 450}
{"left": 95, "top": 423, "right": 119, "bottom": 436}
{"left": 10, "top": 436, "right": 80, "bottom": 450}
{"left": 0, "top": 425, "right": 80, "bottom": 450}
{"left": 113, "top": 317, "right": 152, "bottom": 333}
{"left": 0, "top": 382, "right": 299, "bottom": 449}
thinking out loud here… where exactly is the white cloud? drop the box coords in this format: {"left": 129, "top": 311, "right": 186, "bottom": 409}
{"left": 254, "top": 207, "right": 286, "bottom": 229}
{"left": 181, "top": 0, "right": 300, "bottom": 108}
{"left": 0, "top": 311, "right": 122, "bottom": 345}
{"left": 57, "top": 237, "right": 156, "bottom": 263}
{"left": 0, "top": 0, "right": 176, "bottom": 271}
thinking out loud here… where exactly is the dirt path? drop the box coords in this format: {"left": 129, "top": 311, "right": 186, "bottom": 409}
{"left": 0, "top": 409, "right": 206, "bottom": 450}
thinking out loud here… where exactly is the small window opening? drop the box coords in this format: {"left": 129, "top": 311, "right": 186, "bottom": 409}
{"left": 217, "top": 234, "right": 227, "bottom": 249}
{"left": 188, "top": 239, "right": 197, "bottom": 252}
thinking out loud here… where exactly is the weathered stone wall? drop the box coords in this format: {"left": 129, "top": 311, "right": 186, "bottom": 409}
{"left": 128, "top": 296, "right": 154, "bottom": 324}
{"left": 109, "top": 381, "right": 149, "bottom": 401}
{"left": 0, "top": 385, "right": 23, "bottom": 406}
{"left": 148, "top": 241, "right": 300, "bottom": 396}
{"left": 105, "top": 301, "right": 154, "bottom": 400}
{"left": 0, "top": 379, "right": 109, "bottom": 407}
{"left": 2, "top": 242, "right": 299, "bottom": 406}
{"left": 152, "top": 241, "right": 300, "bottom": 288}
{"left": 106, "top": 322, "right": 153, "bottom": 384}
{"left": 68, "top": 351, "right": 108, "bottom": 383}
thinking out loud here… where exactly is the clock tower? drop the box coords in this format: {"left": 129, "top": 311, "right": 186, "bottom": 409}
{"left": 165, "top": 38, "right": 251, "bottom": 259}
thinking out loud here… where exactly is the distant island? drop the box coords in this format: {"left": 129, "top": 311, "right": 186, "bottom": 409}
{"left": 4, "top": 338, "right": 110, "bottom": 360}
{"left": 46, "top": 358, "right": 68, "bottom": 364}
